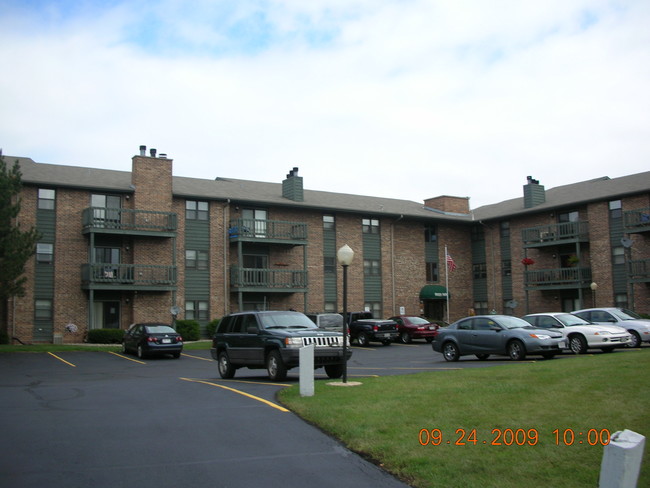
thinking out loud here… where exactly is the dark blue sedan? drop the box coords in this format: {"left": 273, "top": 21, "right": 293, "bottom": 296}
{"left": 122, "top": 323, "right": 183, "bottom": 359}
{"left": 432, "top": 315, "right": 565, "bottom": 361}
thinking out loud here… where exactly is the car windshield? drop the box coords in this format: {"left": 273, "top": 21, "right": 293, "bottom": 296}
{"left": 319, "top": 315, "right": 343, "bottom": 327}
{"left": 498, "top": 316, "right": 532, "bottom": 329}
{"left": 556, "top": 314, "right": 591, "bottom": 326}
{"left": 611, "top": 309, "right": 642, "bottom": 320}
{"left": 259, "top": 312, "right": 318, "bottom": 329}
{"left": 145, "top": 325, "right": 176, "bottom": 334}
{"left": 405, "top": 317, "right": 430, "bottom": 325}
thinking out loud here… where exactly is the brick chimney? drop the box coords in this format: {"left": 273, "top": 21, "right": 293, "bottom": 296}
{"left": 423, "top": 195, "right": 470, "bottom": 214}
{"left": 131, "top": 145, "right": 173, "bottom": 212}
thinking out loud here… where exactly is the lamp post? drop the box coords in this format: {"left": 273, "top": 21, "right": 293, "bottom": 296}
{"left": 337, "top": 244, "right": 354, "bottom": 383}
{"left": 590, "top": 282, "right": 598, "bottom": 307}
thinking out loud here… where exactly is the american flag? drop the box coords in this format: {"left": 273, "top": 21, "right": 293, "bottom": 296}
{"left": 446, "top": 253, "right": 457, "bottom": 272}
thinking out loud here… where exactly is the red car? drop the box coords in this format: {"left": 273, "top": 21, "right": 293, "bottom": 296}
{"left": 389, "top": 316, "right": 439, "bottom": 344}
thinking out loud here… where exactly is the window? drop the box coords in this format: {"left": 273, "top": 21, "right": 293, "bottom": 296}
{"left": 186, "top": 200, "right": 208, "bottom": 220}
{"left": 424, "top": 225, "right": 437, "bottom": 242}
{"left": 324, "top": 256, "right": 336, "bottom": 273}
{"left": 614, "top": 294, "right": 628, "bottom": 309}
{"left": 185, "top": 301, "right": 209, "bottom": 321}
{"left": 558, "top": 210, "right": 579, "bottom": 223}
{"left": 471, "top": 225, "right": 484, "bottom": 242}
{"left": 324, "top": 302, "right": 337, "bottom": 313}
{"left": 609, "top": 200, "right": 622, "bottom": 219}
{"left": 362, "top": 218, "right": 379, "bottom": 234}
{"left": 473, "top": 263, "right": 487, "bottom": 279}
{"left": 502, "top": 260, "right": 511, "bottom": 277}
{"left": 425, "top": 262, "right": 438, "bottom": 282}
{"left": 473, "top": 301, "right": 488, "bottom": 315}
{"left": 36, "top": 243, "right": 53, "bottom": 264}
{"left": 186, "top": 250, "right": 208, "bottom": 270}
{"left": 35, "top": 299, "right": 53, "bottom": 320}
{"left": 363, "top": 259, "right": 381, "bottom": 276}
{"left": 95, "top": 247, "right": 120, "bottom": 264}
{"left": 500, "top": 221, "right": 510, "bottom": 238}
{"left": 612, "top": 247, "right": 625, "bottom": 265}
{"left": 364, "top": 302, "right": 382, "bottom": 318}
{"left": 323, "top": 215, "right": 335, "bottom": 230}
{"left": 38, "top": 189, "right": 55, "bottom": 210}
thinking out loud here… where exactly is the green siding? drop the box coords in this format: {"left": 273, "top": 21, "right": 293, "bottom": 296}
{"left": 472, "top": 232, "right": 488, "bottom": 301}
{"left": 34, "top": 208, "right": 56, "bottom": 341}
{"left": 184, "top": 219, "right": 210, "bottom": 299}
{"left": 362, "top": 232, "right": 382, "bottom": 302}
{"left": 323, "top": 227, "right": 337, "bottom": 305}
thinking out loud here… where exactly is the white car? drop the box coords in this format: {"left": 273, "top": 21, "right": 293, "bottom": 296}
{"left": 572, "top": 308, "right": 650, "bottom": 348}
{"left": 522, "top": 312, "right": 632, "bottom": 354}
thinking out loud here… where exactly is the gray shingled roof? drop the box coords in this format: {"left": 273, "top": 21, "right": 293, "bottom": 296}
{"left": 9, "top": 155, "right": 650, "bottom": 223}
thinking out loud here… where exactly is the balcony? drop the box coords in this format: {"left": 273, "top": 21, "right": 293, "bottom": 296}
{"left": 522, "top": 221, "right": 590, "bottom": 247}
{"left": 524, "top": 266, "right": 592, "bottom": 290}
{"left": 81, "top": 264, "right": 177, "bottom": 291}
{"left": 629, "top": 258, "right": 650, "bottom": 283}
{"left": 230, "top": 266, "right": 307, "bottom": 292}
{"left": 623, "top": 208, "right": 650, "bottom": 233}
{"left": 228, "top": 218, "right": 307, "bottom": 244}
{"left": 82, "top": 207, "right": 177, "bottom": 236}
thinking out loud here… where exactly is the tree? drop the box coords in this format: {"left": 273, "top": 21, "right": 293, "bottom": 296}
{"left": 0, "top": 151, "right": 41, "bottom": 338}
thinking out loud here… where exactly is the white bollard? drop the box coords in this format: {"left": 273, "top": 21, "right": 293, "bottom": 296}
{"left": 599, "top": 429, "right": 645, "bottom": 488}
{"left": 299, "top": 344, "right": 315, "bottom": 397}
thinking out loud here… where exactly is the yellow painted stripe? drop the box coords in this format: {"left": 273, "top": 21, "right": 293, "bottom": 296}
{"left": 47, "top": 352, "right": 76, "bottom": 367}
{"left": 107, "top": 351, "right": 146, "bottom": 364}
{"left": 181, "top": 353, "right": 212, "bottom": 361}
{"left": 180, "top": 377, "right": 289, "bottom": 412}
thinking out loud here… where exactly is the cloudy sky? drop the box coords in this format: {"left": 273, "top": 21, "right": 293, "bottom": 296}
{"left": 1, "top": 0, "right": 648, "bottom": 209}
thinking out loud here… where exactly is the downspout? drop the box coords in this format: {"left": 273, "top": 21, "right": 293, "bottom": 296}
{"left": 223, "top": 199, "right": 230, "bottom": 315}
{"left": 391, "top": 215, "right": 404, "bottom": 315}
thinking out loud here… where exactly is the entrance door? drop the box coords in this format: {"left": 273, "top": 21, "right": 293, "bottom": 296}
{"left": 92, "top": 301, "right": 121, "bottom": 329}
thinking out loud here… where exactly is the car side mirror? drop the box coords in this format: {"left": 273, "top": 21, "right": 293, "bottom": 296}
{"left": 490, "top": 326, "right": 501, "bottom": 332}
{"left": 247, "top": 326, "right": 259, "bottom": 334}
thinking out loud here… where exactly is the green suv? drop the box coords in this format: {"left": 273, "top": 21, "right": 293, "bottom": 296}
{"left": 211, "top": 310, "right": 352, "bottom": 381}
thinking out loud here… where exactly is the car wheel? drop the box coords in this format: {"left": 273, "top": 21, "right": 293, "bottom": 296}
{"left": 475, "top": 353, "right": 490, "bottom": 360}
{"left": 137, "top": 345, "right": 147, "bottom": 359}
{"left": 400, "top": 331, "right": 411, "bottom": 344}
{"left": 172, "top": 352, "right": 181, "bottom": 359}
{"left": 507, "top": 340, "right": 526, "bottom": 361}
{"left": 266, "top": 350, "right": 287, "bottom": 381}
{"left": 628, "top": 331, "right": 641, "bottom": 348}
{"left": 217, "top": 351, "right": 235, "bottom": 379}
{"left": 121, "top": 342, "right": 128, "bottom": 354}
{"left": 324, "top": 364, "right": 344, "bottom": 379}
{"left": 569, "top": 334, "right": 587, "bottom": 354}
{"left": 357, "top": 332, "right": 370, "bottom": 347}
{"left": 601, "top": 347, "right": 615, "bottom": 353}
{"left": 442, "top": 342, "right": 460, "bottom": 362}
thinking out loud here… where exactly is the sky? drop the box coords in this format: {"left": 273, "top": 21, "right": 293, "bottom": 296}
{"left": 1, "top": 0, "right": 649, "bottom": 209}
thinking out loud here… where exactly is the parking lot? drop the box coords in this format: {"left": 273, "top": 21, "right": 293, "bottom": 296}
{"left": 0, "top": 342, "right": 637, "bottom": 487}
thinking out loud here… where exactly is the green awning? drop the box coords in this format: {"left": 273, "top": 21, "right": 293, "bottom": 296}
{"left": 419, "top": 285, "right": 449, "bottom": 300}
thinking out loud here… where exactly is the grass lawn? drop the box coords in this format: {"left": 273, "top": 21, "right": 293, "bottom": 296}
{"left": 279, "top": 350, "right": 649, "bottom": 488}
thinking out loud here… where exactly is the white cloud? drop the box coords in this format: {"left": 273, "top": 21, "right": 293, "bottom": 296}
{"left": 1, "top": 0, "right": 649, "bottom": 207}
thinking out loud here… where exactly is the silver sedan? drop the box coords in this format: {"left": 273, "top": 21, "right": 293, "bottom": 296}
{"left": 432, "top": 315, "right": 565, "bottom": 361}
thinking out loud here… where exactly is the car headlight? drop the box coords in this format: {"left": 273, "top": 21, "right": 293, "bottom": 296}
{"left": 529, "top": 333, "right": 552, "bottom": 340}
{"left": 594, "top": 331, "right": 610, "bottom": 335}
{"left": 284, "top": 337, "right": 303, "bottom": 348}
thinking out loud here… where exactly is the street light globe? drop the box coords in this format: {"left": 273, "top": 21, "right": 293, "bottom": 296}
{"left": 590, "top": 282, "right": 598, "bottom": 291}
{"left": 337, "top": 244, "right": 354, "bottom": 266}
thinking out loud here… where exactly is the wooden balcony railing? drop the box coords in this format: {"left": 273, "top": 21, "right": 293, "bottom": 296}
{"left": 524, "top": 266, "right": 592, "bottom": 289}
{"left": 81, "top": 263, "right": 177, "bottom": 288}
{"left": 623, "top": 207, "right": 650, "bottom": 233}
{"left": 228, "top": 218, "right": 307, "bottom": 242}
{"left": 230, "top": 267, "right": 307, "bottom": 289}
{"left": 522, "top": 221, "right": 589, "bottom": 246}
{"left": 629, "top": 259, "right": 650, "bottom": 282}
{"left": 82, "top": 207, "right": 177, "bottom": 234}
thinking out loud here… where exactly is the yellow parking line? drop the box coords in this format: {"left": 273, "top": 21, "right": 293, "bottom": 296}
{"left": 180, "top": 377, "right": 289, "bottom": 412}
{"left": 107, "top": 351, "right": 146, "bottom": 364}
{"left": 181, "top": 352, "right": 212, "bottom": 361}
{"left": 47, "top": 352, "right": 76, "bottom": 367}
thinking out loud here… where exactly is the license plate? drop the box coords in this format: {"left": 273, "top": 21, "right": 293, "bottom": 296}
{"left": 428, "top": 326, "right": 436, "bottom": 330}
{"left": 380, "top": 333, "right": 390, "bottom": 338}
{"left": 559, "top": 341, "right": 566, "bottom": 349}
{"left": 162, "top": 338, "right": 171, "bottom": 344}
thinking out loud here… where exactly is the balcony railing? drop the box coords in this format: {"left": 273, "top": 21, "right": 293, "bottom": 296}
{"left": 629, "top": 259, "right": 650, "bottom": 283}
{"left": 230, "top": 267, "right": 307, "bottom": 290}
{"left": 228, "top": 218, "right": 307, "bottom": 242}
{"left": 623, "top": 207, "right": 650, "bottom": 233}
{"left": 82, "top": 207, "right": 177, "bottom": 235}
{"left": 522, "top": 221, "right": 589, "bottom": 246}
{"left": 524, "top": 266, "right": 592, "bottom": 289}
{"left": 81, "top": 263, "right": 177, "bottom": 289}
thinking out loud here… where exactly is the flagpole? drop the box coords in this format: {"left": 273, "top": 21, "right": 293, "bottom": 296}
{"left": 445, "top": 245, "right": 450, "bottom": 324}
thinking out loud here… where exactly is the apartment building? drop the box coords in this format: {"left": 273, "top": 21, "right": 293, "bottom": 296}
{"left": 5, "top": 148, "right": 649, "bottom": 343}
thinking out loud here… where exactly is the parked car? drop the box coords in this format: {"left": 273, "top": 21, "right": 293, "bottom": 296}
{"left": 521, "top": 312, "right": 631, "bottom": 354}
{"left": 572, "top": 308, "right": 650, "bottom": 348}
{"left": 432, "top": 315, "right": 564, "bottom": 361}
{"left": 211, "top": 310, "right": 351, "bottom": 381}
{"left": 388, "top": 315, "right": 439, "bottom": 343}
{"left": 122, "top": 323, "right": 183, "bottom": 359}
{"left": 306, "top": 312, "right": 344, "bottom": 332}
{"left": 347, "top": 311, "right": 399, "bottom": 346}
